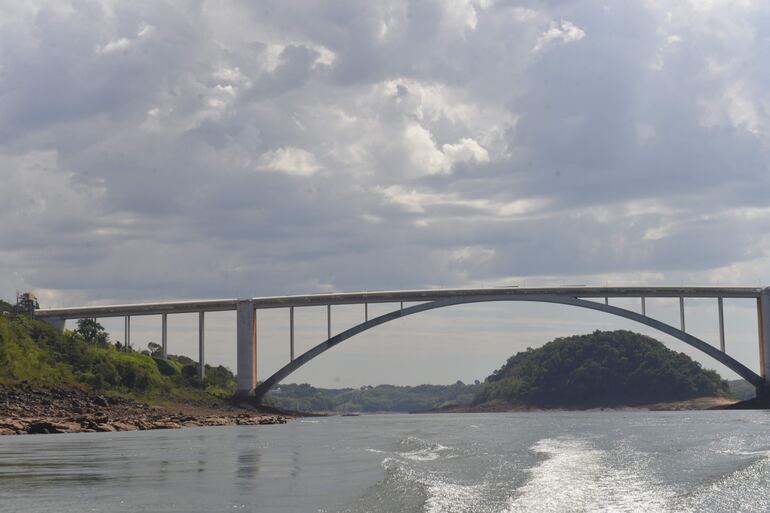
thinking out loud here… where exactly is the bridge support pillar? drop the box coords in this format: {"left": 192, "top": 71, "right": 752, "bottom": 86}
{"left": 124, "top": 316, "right": 131, "bottom": 351}
{"left": 757, "top": 288, "right": 770, "bottom": 397}
{"left": 198, "top": 312, "right": 205, "bottom": 380}
{"left": 236, "top": 300, "right": 257, "bottom": 395}
{"left": 161, "top": 314, "right": 168, "bottom": 360}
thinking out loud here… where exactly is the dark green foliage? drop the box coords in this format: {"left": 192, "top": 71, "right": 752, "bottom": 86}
{"left": 147, "top": 342, "right": 163, "bottom": 358}
{"left": 264, "top": 381, "right": 482, "bottom": 412}
{"left": 474, "top": 330, "right": 729, "bottom": 407}
{"left": 154, "top": 357, "right": 179, "bottom": 376}
{"left": 74, "top": 318, "right": 110, "bottom": 347}
{"left": 203, "top": 364, "right": 237, "bottom": 397}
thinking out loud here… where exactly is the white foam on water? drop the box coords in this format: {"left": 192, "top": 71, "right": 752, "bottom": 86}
{"left": 506, "top": 437, "right": 673, "bottom": 513}
{"left": 677, "top": 455, "right": 770, "bottom": 513}
{"left": 397, "top": 437, "right": 452, "bottom": 462}
{"left": 380, "top": 440, "right": 499, "bottom": 513}
{"left": 402, "top": 449, "right": 443, "bottom": 462}
{"left": 371, "top": 443, "right": 770, "bottom": 513}
{"left": 423, "top": 481, "right": 487, "bottom": 513}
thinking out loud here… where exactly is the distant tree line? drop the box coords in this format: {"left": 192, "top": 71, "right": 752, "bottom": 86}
{"left": 265, "top": 381, "right": 482, "bottom": 413}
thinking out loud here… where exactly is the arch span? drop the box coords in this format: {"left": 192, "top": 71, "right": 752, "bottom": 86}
{"left": 253, "top": 294, "right": 763, "bottom": 399}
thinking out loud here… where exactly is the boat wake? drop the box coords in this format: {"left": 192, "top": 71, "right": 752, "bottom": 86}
{"left": 343, "top": 432, "right": 770, "bottom": 513}
{"left": 506, "top": 438, "right": 671, "bottom": 513}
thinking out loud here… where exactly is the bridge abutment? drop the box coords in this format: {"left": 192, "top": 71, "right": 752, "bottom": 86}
{"left": 40, "top": 316, "right": 65, "bottom": 332}
{"left": 236, "top": 300, "right": 257, "bottom": 395}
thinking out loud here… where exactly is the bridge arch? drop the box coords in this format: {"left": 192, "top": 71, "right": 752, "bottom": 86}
{"left": 253, "top": 294, "right": 763, "bottom": 399}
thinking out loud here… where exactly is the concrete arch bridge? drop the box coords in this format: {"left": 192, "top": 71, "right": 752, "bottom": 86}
{"left": 34, "top": 286, "right": 770, "bottom": 399}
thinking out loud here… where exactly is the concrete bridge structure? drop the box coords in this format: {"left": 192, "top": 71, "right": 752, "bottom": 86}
{"left": 34, "top": 286, "right": 770, "bottom": 399}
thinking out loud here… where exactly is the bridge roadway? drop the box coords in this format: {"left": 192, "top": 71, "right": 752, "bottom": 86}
{"left": 34, "top": 286, "right": 770, "bottom": 398}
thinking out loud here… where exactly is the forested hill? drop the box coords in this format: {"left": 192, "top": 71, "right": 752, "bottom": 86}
{"left": 473, "top": 330, "right": 730, "bottom": 408}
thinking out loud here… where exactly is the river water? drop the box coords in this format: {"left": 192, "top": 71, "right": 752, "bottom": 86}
{"left": 2, "top": 411, "right": 770, "bottom": 512}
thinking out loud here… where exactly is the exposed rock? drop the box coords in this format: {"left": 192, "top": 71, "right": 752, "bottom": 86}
{"left": 111, "top": 422, "right": 139, "bottom": 432}
{"left": 50, "top": 421, "right": 82, "bottom": 433}
{"left": 0, "top": 418, "right": 27, "bottom": 432}
{"left": 0, "top": 383, "right": 290, "bottom": 436}
{"left": 148, "top": 421, "right": 182, "bottom": 430}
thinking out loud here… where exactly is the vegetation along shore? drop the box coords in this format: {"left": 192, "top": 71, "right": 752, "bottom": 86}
{"left": 0, "top": 302, "right": 288, "bottom": 435}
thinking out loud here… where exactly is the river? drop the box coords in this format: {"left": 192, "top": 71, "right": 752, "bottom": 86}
{"left": 2, "top": 411, "right": 770, "bottom": 512}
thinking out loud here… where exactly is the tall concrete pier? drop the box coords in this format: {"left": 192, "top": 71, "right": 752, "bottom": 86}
{"left": 236, "top": 300, "right": 257, "bottom": 394}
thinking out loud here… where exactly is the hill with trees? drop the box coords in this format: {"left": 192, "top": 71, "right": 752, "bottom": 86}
{"left": 0, "top": 313, "right": 235, "bottom": 402}
{"left": 472, "top": 330, "right": 730, "bottom": 408}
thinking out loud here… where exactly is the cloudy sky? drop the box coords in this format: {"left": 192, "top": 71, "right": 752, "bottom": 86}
{"left": 2, "top": 0, "right": 770, "bottom": 386}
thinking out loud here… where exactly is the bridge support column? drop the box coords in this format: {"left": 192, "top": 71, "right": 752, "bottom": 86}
{"left": 198, "top": 312, "right": 205, "bottom": 380}
{"left": 161, "top": 314, "right": 168, "bottom": 360}
{"left": 718, "top": 298, "right": 725, "bottom": 353}
{"left": 124, "top": 316, "right": 131, "bottom": 352}
{"left": 757, "top": 288, "right": 770, "bottom": 397}
{"left": 289, "top": 306, "right": 294, "bottom": 361}
{"left": 236, "top": 300, "right": 257, "bottom": 395}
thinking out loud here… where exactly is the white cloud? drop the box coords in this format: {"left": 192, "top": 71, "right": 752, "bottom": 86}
{"left": 377, "top": 186, "right": 548, "bottom": 219}
{"left": 698, "top": 81, "right": 763, "bottom": 136}
{"left": 533, "top": 20, "right": 585, "bottom": 52}
{"left": 443, "top": 138, "right": 490, "bottom": 165}
{"left": 95, "top": 22, "right": 155, "bottom": 54}
{"left": 258, "top": 147, "right": 321, "bottom": 176}
{"left": 404, "top": 124, "right": 489, "bottom": 175}
{"left": 404, "top": 124, "right": 450, "bottom": 174}
{"left": 97, "top": 37, "right": 131, "bottom": 54}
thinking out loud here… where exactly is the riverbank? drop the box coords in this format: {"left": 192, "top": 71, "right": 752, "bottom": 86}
{"left": 411, "top": 396, "right": 739, "bottom": 413}
{"left": 0, "top": 382, "right": 288, "bottom": 435}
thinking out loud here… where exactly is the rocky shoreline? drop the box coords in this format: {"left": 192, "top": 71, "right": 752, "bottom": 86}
{"left": 0, "top": 383, "right": 288, "bottom": 436}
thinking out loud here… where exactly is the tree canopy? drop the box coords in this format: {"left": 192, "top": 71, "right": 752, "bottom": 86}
{"left": 474, "top": 330, "right": 729, "bottom": 407}
{"left": 74, "top": 318, "right": 110, "bottom": 347}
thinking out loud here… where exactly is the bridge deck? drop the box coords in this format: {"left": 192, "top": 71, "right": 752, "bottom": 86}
{"left": 34, "top": 286, "right": 763, "bottom": 320}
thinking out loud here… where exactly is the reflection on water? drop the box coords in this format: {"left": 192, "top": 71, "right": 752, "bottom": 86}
{"left": 1, "top": 412, "right": 770, "bottom": 513}
{"left": 236, "top": 430, "right": 260, "bottom": 482}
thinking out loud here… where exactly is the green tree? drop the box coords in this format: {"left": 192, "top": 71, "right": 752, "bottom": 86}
{"left": 147, "top": 342, "right": 163, "bottom": 357}
{"left": 74, "top": 318, "right": 110, "bottom": 347}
